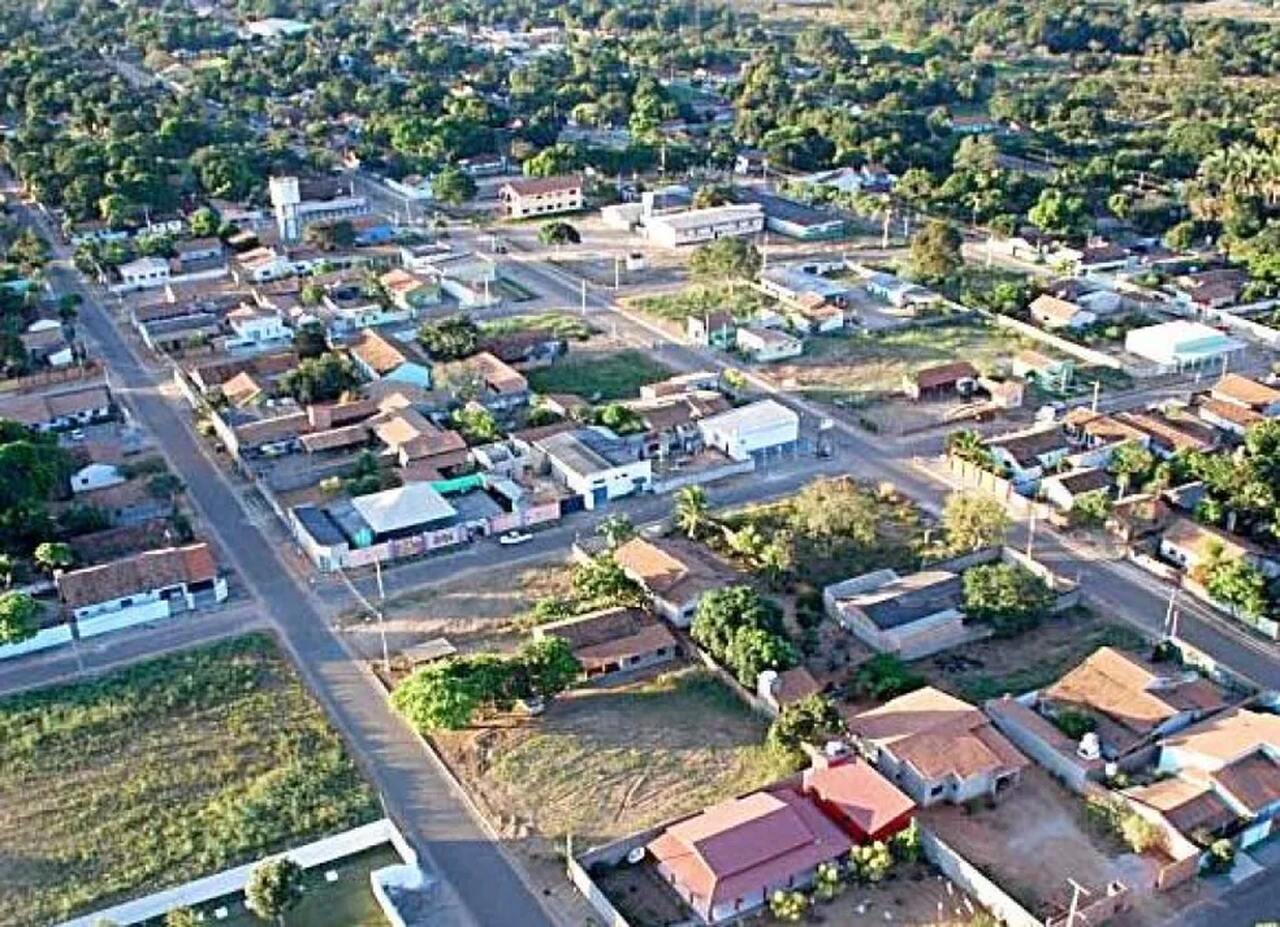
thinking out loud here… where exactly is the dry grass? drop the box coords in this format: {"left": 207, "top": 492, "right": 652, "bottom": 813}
{"left": 432, "top": 668, "right": 789, "bottom": 846}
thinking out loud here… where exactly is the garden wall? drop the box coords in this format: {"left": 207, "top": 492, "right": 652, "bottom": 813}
{"left": 985, "top": 312, "right": 1123, "bottom": 369}
{"left": 919, "top": 827, "right": 1041, "bottom": 927}
{"left": 0, "top": 622, "right": 73, "bottom": 661}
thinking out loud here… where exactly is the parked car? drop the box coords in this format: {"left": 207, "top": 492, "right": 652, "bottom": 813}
{"left": 498, "top": 530, "right": 533, "bottom": 546}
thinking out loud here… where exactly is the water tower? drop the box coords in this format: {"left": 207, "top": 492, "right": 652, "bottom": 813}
{"left": 269, "top": 176, "right": 302, "bottom": 243}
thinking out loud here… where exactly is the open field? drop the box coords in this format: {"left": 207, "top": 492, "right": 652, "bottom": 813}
{"left": 432, "top": 668, "right": 788, "bottom": 847}
{"left": 0, "top": 634, "right": 379, "bottom": 927}
{"left": 527, "top": 349, "right": 675, "bottom": 401}
{"left": 915, "top": 607, "right": 1149, "bottom": 703}
{"left": 481, "top": 311, "right": 593, "bottom": 340}
{"left": 625, "top": 282, "right": 774, "bottom": 326}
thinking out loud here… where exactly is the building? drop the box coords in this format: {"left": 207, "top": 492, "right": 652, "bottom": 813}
{"left": 1211, "top": 374, "right": 1280, "bottom": 417}
{"left": 735, "top": 326, "right": 802, "bottom": 363}
{"left": 863, "top": 272, "right": 932, "bottom": 309}
{"left": 20, "top": 320, "right": 73, "bottom": 368}
{"left": 533, "top": 606, "right": 678, "bottom": 681}
{"left": 985, "top": 426, "right": 1072, "bottom": 489}
{"left": 848, "top": 686, "right": 1030, "bottom": 806}
{"left": 373, "top": 409, "right": 468, "bottom": 472}
{"left": 1113, "top": 410, "right": 1218, "bottom": 458}
{"left": 380, "top": 268, "right": 441, "bottom": 312}
{"left": 646, "top": 787, "right": 853, "bottom": 924}
{"left": 535, "top": 427, "right": 651, "bottom": 509}
{"left": 1029, "top": 294, "right": 1096, "bottom": 331}
{"left": 269, "top": 176, "right": 370, "bottom": 243}
{"left": 1124, "top": 320, "right": 1246, "bottom": 372}
{"left": 0, "top": 383, "right": 113, "bottom": 433}
{"left": 823, "top": 567, "right": 985, "bottom": 659}
{"left": 697, "top": 399, "right": 799, "bottom": 462}
{"left": 117, "top": 257, "right": 172, "bottom": 292}
{"left": 902, "top": 361, "right": 978, "bottom": 401}
{"left": 1011, "top": 350, "right": 1074, "bottom": 392}
{"left": 498, "top": 175, "right": 584, "bottom": 219}
{"left": 737, "top": 190, "right": 847, "bottom": 240}
{"left": 643, "top": 204, "right": 765, "bottom": 249}
{"left": 801, "top": 758, "right": 916, "bottom": 844}
{"left": 1040, "top": 467, "right": 1112, "bottom": 512}
{"left": 758, "top": 666, "right": 822, "bottom": 712}
{"left": 1160, "top": 516, "right": 1280, "bottom": 579}
{"left": 349, "top": 330, "right": 432, "bottom": 388}
{"left": 55, "top": 543, "right": 227, "bottom": 637}
{"left": 70, "top": 462, "right": 125, "bottom": 495}
{"left": 455, "top": 351, "right": 529, "bottom": 410}
{"left": 686, "top": 312, "right": 737, "bottom": 348}
{"left": 1171, "top": 269, "right": 1248, "bottom": 312}
{"left": 613, "top": 535, "right": 734, "bottom": 626}
{"left": 224, "top": 303, "right": 289, "bottom": 350}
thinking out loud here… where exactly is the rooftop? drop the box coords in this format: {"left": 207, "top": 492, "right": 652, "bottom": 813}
{"left": 829, "top": 569, "right": 964, "bottom": 630}
{"left": 803, "top": 759, "right": 916, "bottom": 837}
{"left": 56, "top": 543, "right": 217, "bottom": 609}
{"left": 349, "top": 481, "right": 456, "bottom": 536}
{"left": 534, "top": 606, "right": 677, "bottom": 673}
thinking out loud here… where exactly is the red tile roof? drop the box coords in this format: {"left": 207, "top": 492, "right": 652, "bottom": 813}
{"left": 56, "top": 543, "right": 217, "bottom": 610}
{"left": 803, "top": 760, "right": 916, "bottom": 839}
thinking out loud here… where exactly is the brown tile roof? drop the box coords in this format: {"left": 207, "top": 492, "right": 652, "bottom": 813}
{"left": 1115, "top": 411, "right": 1216, "bottom": 454}
{"left": 233, "top": 410, "right": 311, "bottom": 448}
{"left": 1163, "top": 515, "right": 1264, "bottom": 565}
{"left": 0, "top": 384, "right": 111, "bottom": 427}
{"left": 1030, "top": 294, "right": 1086, "bottom": 325}
{"left": 466, "top": 351, "right": 527, "bottom": 395}
{"left": 57, "top": 543, "right": 217, "bottom": 610}
{"left": 535, "top": 606, "right": 677, "bottom": 673}
{"left": 910, "top": 361, "right": 979, "bottom": 391}
{"left": 803, "top": 759, "right": 916, "bottom": 837}
{"left": 67, "top": 519, "right": 174, "bottom": 564}
{"left": 1212, "top": 374, "right": 1280, "bottom": 410}
{"left": 221, "top": 371, "right": 264, "bottom": 406}
{"left": 1199, "top": 398, "right": 1263, "bottom": 428}
{"left": 502, "top": 174, "right": 582, "bottom": 197}
{"left": 771, "top": 666, "right": 822, "bottom": 706}
{"left": 350, "top": 330, "right": 411, "bottom": 376}
{"left": 613, "top": 536, "right": 733, "bottom": 606}
{"left": 1129, "top": 778, "right": 1238, "bottom": 835}
{"left": 1163, "top": 706, "right": 1280, "bottom": 766}
{"left": 299, "top": 423, "right": 371, "bottom": 453}
{"left": 1211, "top": 751, "right": 1280, "bottom": 814}
{"left": 374, "top": 409, "right": 467, "bottom": 462}
{"left": 987, "top": 426, "right": 1069, "bottom": 468}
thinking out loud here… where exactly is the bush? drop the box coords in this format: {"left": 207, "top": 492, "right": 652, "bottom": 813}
{"left": 961, "top": 563, "right": 1055, "bottom": 637}
{"left": 1202, "top": 838, "right": 1235, "bottom": 875}
{"left": 1053, "top": 709, "right": 1097, "bottom": 740}
{"left": 849, "top": 653, "right": 924, "bottom": 700}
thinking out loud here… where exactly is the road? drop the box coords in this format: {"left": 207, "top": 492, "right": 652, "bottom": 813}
{"left": 10, "top": 191, "right": 558, "bottom": 927}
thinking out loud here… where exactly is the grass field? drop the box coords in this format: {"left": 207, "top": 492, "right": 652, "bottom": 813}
{"left": 527, "top": 349, "right": 674, "bottom": 401}
{"left": 433, "top": 668, "right": 789, "bottom": 846}
{"left": 627, "top": 283, "right": 773, "bottom": 324}
{"left": 0, "top": 634, "right": 379, "bottom": 927}
{"left": 480, "top": 311, "right": 594, "bottom": 341}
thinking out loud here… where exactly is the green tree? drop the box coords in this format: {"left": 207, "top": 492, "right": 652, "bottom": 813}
{"left": 890, "top": 820, "right": 922, "bottom": 863}
{"left": 292, "top": 322, "right": 328, "bottom": 359}
{"left": 1028, "top": 188, "right": 1088, "bottom": 238}
{"left": 244, "top": 857, "right": 303, "bottom": 926}
{"left": 418, "top": 315, "right": 479, "bottom": 360}
{"left": 908, "top": 219, "right": 962, "bottom": 283}
{"left": 451, "top": 404, "right": 500, "bottom": 444}
{"left": 596, "top": 514, "right": 635, "bottom": 548}
{"left": 1109, "top": 441, "right": 1155, "bottom": 495}
{"left": 164, "top": 907, "right": 200, "bottom": 927}
{"left": 942, "top": 493, "right": 1011, "bottom": 552}
{"left": 0, "top": 554, "right": 12, "bottom": 589}
{"left": 961, "top": 563, "right": 1055, "bottom": 636}
{"left": 689, "top": 237, "right": 761, "bottom": 282}
{"left": 391, "top": 659, "right": 487, "bottom": 731}
{"left": 188, "top": 207, "right": 220, "bottom": 237}
{"left": 571, "top": 554, "right": 644, "bottom": 608}
{"left": 280, "top": 353, "right": 360, "bottom": 404}
{"left": 674, "top": 486, "right": 711, "bottom": 539}
{"left": 537, "top": 221, "right": 580, "bottom": 247}
{"left": 515, "top": 636, "right": 581, "bottom": 696}
{"left": 304, "top": 220, "right": 356, "bottom": 251}
{"left": 767, "top": 694, "right": 844, "bottom": 763}
{"left": 1202, "top": 556, "right": 1269, "bottom": 620}
{"left": 813, "top": 860, "right": 844, "bottom": 901}
{"left": 33, "top": 541, "right": 73, "bottom": 574}
{"left": 691, "top": 585, "right": 785, "bottom": 657}
{"left": 789, "top": 478, "right": 878, "bottom": 552}
{"left": 433, "top": 167, "right": 477, "bottom": 206}
{"left": 850, "top": 840, "right": 893, "bottom": 883}
{"left": 0, "top": 591, "right": 39, "bottom": 645}
{"left": 725, "top": 625, "right": 798, "bottom": 687}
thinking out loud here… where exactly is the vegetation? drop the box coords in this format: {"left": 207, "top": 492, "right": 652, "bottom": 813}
{"left": 279, "top": 353, "right": 360, "bottom": 405}
{"left": 767, "top": 694, "right": 845, "bottom": 765}
{"left": 962, "top": 563, "right": 1056, "bottom": 637}
{"left": 849, "top": 653, "right": 925, "bottom": 700}
{"left": 0, "top": 590, "right": 38, "bottom": 645}
{"left": 691, "top": 585, "right": 797, "bottom": 687}
{"left": 526, "top": 350, "right": 673, "bottom": 401}
{"left": 673, "top": 485, "right": 712, "bottom": 540}
{"left": 418, "top": 315, "right": 480, "bottom": 361}
{"left": 689, "top": 237, "right": 761, "bottom": 282}
{"left": 0, "top": 635, "right": 378, "bottom": 927}
{"left": 942, "top": 492, "right": 1011, "bottom": 553}
{"left": 908, "top": 219, "right": 963, "bottom": 284}
{"left": 244, "top": 857, "right": 303, "bottom": 926}
{"left": 1084, "top": 796, "right": 1161, "bottom": 854}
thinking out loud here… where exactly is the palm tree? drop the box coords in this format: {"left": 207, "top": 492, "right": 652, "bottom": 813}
{"left": 674, "top": 486, "right": 710, "bottom": 539}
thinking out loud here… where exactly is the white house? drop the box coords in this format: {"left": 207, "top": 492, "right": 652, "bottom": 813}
{"left": 224, "top": 304, "right": 290, "bottom": 350}
{"left": 863, "top": 272, "right": 933, "bottom": 309}
{"left": 697, "top": 399, "right": 799, "bottom": 462}
{"left": 535, "top": 427, "right": 651, "bottom": 510}
{"left": 1029, "top": 294, "right": 1096, "bottom": 331}
{"left": 116, "top": 257, "right": 171, "bottom": 292}
{"left": 735, "top": 326, "right": 803, "bottom": 363}
{"left": 70, "top": 462, "right": 125, "bottom": 494}
{"left": 985, "top": 426, "right": 1072, "bottom": 490}
{"left": 499, "top": 175, "right": 584, "bottom": 219}
{"left": 55, "top": 543, "right": 227, "bottom": 638}
{"left": 1124, "top": 320, "right": 1247, "bottom": 372}
{"left": 643, "top": 204, "right": 765, "bottom": 249}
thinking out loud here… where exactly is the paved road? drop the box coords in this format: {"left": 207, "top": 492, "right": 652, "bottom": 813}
{"left": 7, "top": 188, "right": 556, "bottom": 926}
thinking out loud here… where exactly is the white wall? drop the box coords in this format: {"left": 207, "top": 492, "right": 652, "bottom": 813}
{"left": 76, "top": 598, "right": 172, "bottom": 638}
{"left": 0, "top": 623, "right": 73, "bottom": 661}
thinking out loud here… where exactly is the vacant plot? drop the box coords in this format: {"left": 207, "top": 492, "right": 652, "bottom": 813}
{"left": 0, "top": 634, "right": 379, "bottom": 927}
{"left": 626, "top": 283, "right": 773, "bottom": 326}
{"left": 917, "top": 607, "right": 1148, "bottom": 703}
{"left": 768, "top": 320, "right": 1030, "bottom": 399}
{"left": 527, "top": 349, "right": 674, "bottom": 401}
{"left": 433, "top": 668, "right": 788, "bottom": 847}
{"left": 481, "top": 311, "right": 592, "bottom": 341}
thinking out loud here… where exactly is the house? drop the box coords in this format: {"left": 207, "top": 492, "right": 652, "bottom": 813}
{"left": 478, "top": 331, "right": 567, "bottom": 370}
{"left": 641, "top": 371, "right": 722, "bottom": 400}
{"left": 613, "top": 535, "right": 734, "bottom": 626}
{"left": 1011, "top": 350, "right": 1074, "bottom": 392}
{"left": 737, "top": 190, "right": 846, "bottom": 241}
{"left": 643, "top": 204, "right": 765, "bottom": 249}
{"left": 379, "top": 268, "right": 441, "bottom": 312}
{"left": 1040, "top": 467, "right": 1112, "bottom": 512}
{"left": 1131, "top": 702, "right": 1280, "bottom": 849}
{"left": 373, "top": 409, "right": 469, "bottom": 471}
{"left": 949, "top": 113, "right": 999, "bottom": 135}
{"left": 986, "top": 426, "right": 1072, "bottom": 489}
{"left": 20, "top": 320, "right": 74, "bottom": 368}
{"left": 848, "top": 686, "right": 1030, "bottom": 806}
{"left": 348, "top": 481, "right": 459, "bottom": 544}
{"left": 697, "top": 399, "right": 799, "bottom": 462}
{"left": 1041, "top": 647, "right": 1227, "bottom": 760}
{"left": 1114, "top": 410, "right": 1218, "bottom": 458}
{"left": 823, "top": 568, "right": 982, "bottom": 659}
{"left": 454, "top": 351, "right": 529, "bottom": 410}
{"left": 535, "top": 427, "right": 651, "bottom": 509}
{"left": 627, "top": 391, "right": 729, "bottom": 459}
{"left": 0, "top": 383, "right": 114, "bottom": 433}
{"left": 687, "top": 311, "right": 737, "bottom": 349}
{"left": 1029, "top": 294, "right": 1097, "bottom": 331}
{"left": 646, "top": 787, "right": 853, "bottom": 924}
{"left": 1198, "top": 398, "right": 1264, "bottom": 437}
{"left": 1210, "top": 374, "right": 1280, "bottom": 417}
{"left": 1171, "top": 269, "right": 1249, "bottom": 312}
{"left": 1124, "top": 320, "right": 1246, "bottom": 372}
{"left": 533, "top": 606, "right": 678, "bottom": 681}
{"left": 1160, "top": 516, "right": 1280, "bottom": 579}
{"left": 735, "top": 327, "right": 802, "bottom": 363}
{"left": 734, "top": 148, "right": 767, "bottom": 175}
{"left": 55, "top": 543, "right": 227, "bottom": 637}
{"left": 499, "top": 175, "right": 584, "bottom": 219}
{"left": 349, "top": 330, "right": 432, "bottom": 388}
{"left": 74, "top": 478, "right": 174, "bottom": 526}
{"left": 863, "top": 272, "right": 931, "bottom": 309}
{"left": 70, "top": 462, "right": 126, "bottom": 495}
{"left": 224, "top": 303, "right": 289, "bottom": 350}
{"left": 902, "top": 361, "right": 978, "bottom": 401}
{"left": 117, "top": 257, "right": 171, "bottom": 291}
{"left": 175, "top": 237, "right": 224, "bottom": 267}
{"left": 801, "top": 758, "right": 916, "bottom": 844}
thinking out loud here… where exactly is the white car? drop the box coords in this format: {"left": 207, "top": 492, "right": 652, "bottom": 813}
{"left": 498, "top": 531, "right": 533, "bottom": 546}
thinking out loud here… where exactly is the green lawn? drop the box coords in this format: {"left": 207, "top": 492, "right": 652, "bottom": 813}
{"left": 0, "top": 634, "right": 379, "bottom": 927}
{"left": 527, "top": 349, "right": 674, "bottom": 401}
{"left": 481, "top": 311, "right": 594, "bottom": 341}
{"left": 627, "top": 283, "right": 773, "bottom": 324}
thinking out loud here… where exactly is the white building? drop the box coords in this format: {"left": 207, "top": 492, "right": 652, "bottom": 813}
{"left": 225, "top": 303, "right": 290, "bottom": 350}
{"left": 1124, "top": 320, "right": 1247, "bottom": 372}
{"left": 643, "top": 204, "right": 764, "bottom": 249}
{"left": 698, "top": 399, "right": 799, "bottom": 462}
{"left": 117, "top": 257, "right": 171, "bottom": 292}
{"left": 1029, "top": 294, "right": 1096, "bottom": 331}
{"left": 499, "top": 175, "right": 584, "bottom": 219}
{"left": 70, "top": 462, "right": 125, "bottom": 494}
{"left": 535, "top": 427, "right": 651, "bottom": 510}
{"left": 735, "top": 326, "right": 803, "bottom": 362}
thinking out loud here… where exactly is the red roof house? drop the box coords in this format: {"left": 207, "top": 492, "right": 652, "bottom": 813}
{"left": 802, "top": 758, "right": 917, "bottom": 843}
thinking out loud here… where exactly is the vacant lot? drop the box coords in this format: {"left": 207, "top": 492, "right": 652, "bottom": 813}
{"left": 767, "top": 320, "right": 1030, "bottom": 400}
{"left": 527, "top": 349, "right": 674, "bottom": 401}
{"left": 916, "top": 607, "right": 1148, "bottom": 703}
{"left": 0, "top": 634, "right": 379, "bottom": 927}
{"left": 626, "top": 282, "right": 773, "bottom": 327}
{"left": 481, "top": 311, "right": 593, "bottom": 341}
{"left": 433, "top": 668, "right": 787, "bottom": 847}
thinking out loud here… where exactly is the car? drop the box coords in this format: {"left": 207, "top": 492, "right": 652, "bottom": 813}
{"left": 498, "top": 530, "right": 533, "bottom": 546}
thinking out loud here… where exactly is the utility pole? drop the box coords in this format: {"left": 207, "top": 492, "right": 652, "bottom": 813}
{"left": 614, "top": 255, "right": 620, "bottom": 290}
{"left": 882, "top": 209, "right": 890, "bottom": 249}
{"left": 337, "top": 563, "right": 391, "bottom": 674}
{"left": 580, "top": 278, "right": 587, "bottom": 315}
{"left": 1026, "top": 505, "right": 1037, "bottom": 560}
{"left": 1164, "top": 584, "right": 1180, "bottom": 640}
{"left": 1092, "top": 380, "right": 1101, "bottom": 413}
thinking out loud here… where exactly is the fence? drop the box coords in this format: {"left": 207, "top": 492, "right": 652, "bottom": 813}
{"left": 985, "top": 695, "right": 1100, "bottom": 794}
{"left": 919, "top": 827, "right": 1042, "bottom": 927}
{"left": 944, "top": 455, "right": 1051, "bottom": 519}
{"left": 0, "top": 359, "right": 103, "bottom": 395}
{"left": 0, "top": 622, "right": 73, "bottom": 662}
{"left": 986, "top": 312, "right": 1124, "bottom": 369}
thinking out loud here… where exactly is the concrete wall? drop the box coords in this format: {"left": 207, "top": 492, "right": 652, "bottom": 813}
{"left": 986, "top": 695, "right": 1097, "bottom": 794}
{"left": 75, "top": 598, "right": 172, "bottom": 638}
{"left": 920, "top": 827, "right": 1041, "bottom": 927}
{"left": 566, "top": 856, "right": 632, "bottom": 927}
{"left": 987, "top": 312, "right": 1123, "bottom": 369}
{"left": 0, "top": 622, "right": 74, "bottom": 661}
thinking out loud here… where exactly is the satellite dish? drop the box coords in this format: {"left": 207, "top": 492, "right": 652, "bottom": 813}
{"left": 626, "top": 846, "right": 646, "bottom": 865}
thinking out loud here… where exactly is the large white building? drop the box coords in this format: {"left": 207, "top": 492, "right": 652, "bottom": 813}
{"left": 534, "top": 427, "right": 651, "bottom": 509}
{"left": 1124, "top": 320, "right": 1247, "bottom": 372}
{"left": 643, "top": 204, "right": 764, "bottom": 249}
{"left": 698, "top": 399, "right": 799, "bottom": 462}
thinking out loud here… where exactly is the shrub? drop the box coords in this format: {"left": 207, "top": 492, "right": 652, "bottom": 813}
{"left": 769, "top": 889, "right": 809, "bottom": 922}
{"left": 1053, "top": 709, "right": 1097, "bottom": 741}
{"left": 849, "top": 653, "right": 924, "bottom": 700}
{"left": 1202, "top": 838, "right": 1235, "bottom": 875}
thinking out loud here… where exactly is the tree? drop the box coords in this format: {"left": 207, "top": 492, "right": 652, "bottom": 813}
{"left": 962, "top": 563, "right": 1055, "bottom": 636}
{"left": 673, "top": 486, "right": 711, "bottom": 539}
{"left": 0, "top": 554, "right": 12, "bottom": 589}
{"left": 596, "top": 514, "right": 635, "bottom": 548}
{"left": 188, "top": 207, "right": 220, "bottom": 237}
{"left": 292, "top": 322, "right": 328, "bottom": 359}
{"left": 537, "top": 221, "right": 580, "bottom": 247}
{"left": 451, "top": 404, "right": 499, "bottom": 444}
{"left": 418, "top": 315, "right": 479, "bottom": 360}
{"left": 789, "top": 478, "right": 878, "bottom": 552}
{"left": 390, "top": 659, "right": 487, "bottom": 731}
{"left": 1109, "top": 441, "right": 1155, "bottom": 495}
{"left": 244, "top": 857, "right": 303, "bottom": 925}
{"left": 724, "top": 625, "right": 798, "bottom": 687}
{"left": 515, "top": 636, "right": 581, "bottom": 696}
{"left": 813, "top": 860, "right": 844, "bottom": 901}
{"left": 1071, "top": 491, "right": 1112, "bottom": 528}
{"left": 946, "top": 430, "right": 996, "bottom": 469}
{"left": 1203, "top": 556, "right": 1269, "bottom": 620}
{"left": 890, "top": 819, "right": 922, "bottom": 863}
{"left": 850, "top": 840, "right": 893, "bottom": 883}
{"left": 691, "top": 585, "right": 785, "bottom": 656}
{"left": 767, "top": 694, "right": 844, "bottom": 762}
{"left": 942, "top": 493, "right": 1010, "bottom": 552}
{"left": 849, "top": 653, "right": 924, "bottom": 700}
{"left": 571, "top": 554, "right": 644, "bottom": 608}
{"left": 164, "top": 907, "right": 200, "bottom": 927}
{"left": 33, "top": 541, "right": 72, "bottom": 574}
{"left": 433, "top": 166, "right": 477, "bottom": 205}
{"left": 0, "top": 591, "right": 39, "bottom": 646}
{"left": 280, "top": 353, "right": 360, "bottom": 404}
{"left": 1028, "top": 187, "right": 1088, "bottom": 238}
{"left": 692, "top": 185, "right": 732, "bottom": 209}
{"left": 908, "top": 219, "right": 962, "bottom": 283}
{"left": 769, "top": 889, "right": 809, "bottom": 922}
{"left": 689, "top": 237, "right": 761, "bottom": 282}
{"left": 304, "top": 220, "right": 356, "bottom": 252}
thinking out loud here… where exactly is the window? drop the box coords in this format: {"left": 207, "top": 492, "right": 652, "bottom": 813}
{"left": 930, "top": 783, "right": 945, "bottom": 797}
